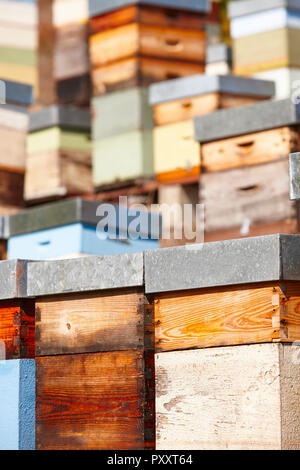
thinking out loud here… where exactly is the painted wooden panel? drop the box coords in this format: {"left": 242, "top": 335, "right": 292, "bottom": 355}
{"left": 0, "top": 300, "right": 35, "bottom": 360}
{"left": 0, "top": 106, "right": 29, "bottom": 132}
{"left": 24, "top": 149, "right": 92, "bottom": 201}
{"left": 90, "top": 4, "right": 208, "bottom": 34}
{"left": 0, "top": 128, "right": 26, "bottom": 170}
{"left": 0, "top": 359, "right": 35, "bottom": 450}
{"left": 36, "top": 351, "right": 155, "bottom": 450}
{"left": 156, "top": 344, "right": 300, "bottom": 449}
{"left": 0, "top": 23, "right": 37, "bottom": 49}
{"left": 35, "top": 290, "right": 152, "bottom": 356}
{"left": 92, "top": 56, "right": 205, "bottom": 96}
{"left": 27, "top": 127, "right": 91, "bottom": 154}
{"left": 7, "top": 223, "right": 159, "bottom": 260}
{"left": 0, "top": 62, "right": 37, "bottom": 88}
{"left": 153, "top": 92, "right": 265, "bottom": 126}
{"left": 253, "top": 67, "right": 300, "bottom": 99}
{"left": 90, "top": 23, "right": 206, "bottom": 67}
{"left": 154, "top": 120, "right": 200, "bottom": 176}
{"left": 201, "top": 127, "right": 299, "bottom": 173}
{"left": 93, "top": 130, "right": 153, "bottom": 187}
{"left": 0, "top": 2, "right": 37, "bottom": 27}
{"left": 200, "top": 159, "right": 295, "bottom": 233}
{"left": 205, "top": 61, "right": 231, "bottom": 75}
{"left": 155, "top": 282, "right": 300, "bottom": 352}
{"left": 230, "top": 8, "right": 300, "bottom": 39}
{"left": 92, "top": 87, "right": 153, "bottom": 140}
{"left": 0, "top": 45, "right": 36, "bottom": 66}
{"left": 52, "top": 0, "right": 88, "bottom": 27}
{"left": 233, "top": 28, "right": 300, "bottom": 74}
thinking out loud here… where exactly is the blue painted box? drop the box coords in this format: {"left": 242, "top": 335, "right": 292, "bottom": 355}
{"left": 7, "top": 198, "right": 161, "bottom": 260}
{"left": 0, "top": 359, "right": 35, "bottom": 450}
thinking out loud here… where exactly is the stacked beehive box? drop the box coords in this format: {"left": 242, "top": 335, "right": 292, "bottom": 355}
{"left": 89, "top": 0, "right": 210, "bottom": 191}
{"left": 6, "top": 198, "right": 160, "bottom": 260}
{"left": 0, "top": 260, "right": 35, "bottom": 450}
{"left": 25, "top": 105, "right": 93, "bottom": 203}
{"left": 0, "top": 0, "right": 38, "bottom": 93}
{"left": 229, "top": 0, "right": 300, "bottom": 99}
{"left": 0, "top": 80, "right": 34, "bottom": 216}
{"left": 149, "top": 74, "right": 274, "bottom": 246}
{"left": 27, "top": 253, "right": 154, "bottom": 450}
{"left": 205, "top": 43, "right": 232, "bottom": 75}
{"left": 38, "top": 0, "right": 90, "bottom": 106}
{"left": 194, "top": 99, "right": 300, "bottom": 242}
{"left": 145, "top": 235, "right": 300, "bottom": 449}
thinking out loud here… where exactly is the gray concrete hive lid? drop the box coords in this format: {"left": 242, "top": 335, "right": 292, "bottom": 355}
{"left": 149, "top": 74, "right": 275, "bottom": 105}
{"left": 29, "top": 105, "right": 91, "bottom": 132}
{"left": 228, "top": 0, "right": 300, "bottom": 19}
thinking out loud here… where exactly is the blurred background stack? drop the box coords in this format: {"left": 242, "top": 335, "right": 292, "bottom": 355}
{"left": 1, "top": 0, "right": 300, "bottom": 261}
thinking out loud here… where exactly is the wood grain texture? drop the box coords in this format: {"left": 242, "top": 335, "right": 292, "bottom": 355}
{"left": 201, "top": 127, "right": 299, "bottom": 173}
{"left": 0, "top": 169, "right": 24, "bottom": 207}
{"left": 155, "top": 282, "right": 300, "bottom": 352}
{"left": 199, "top": 158, "right": 295, "bottom": 232}
{"left": 91, "top": 56, "right": 205, "bottom": 96}
{"left": 90, "top": 5, "right": 207, "bottom": 34}
{"left": 0, "top": 240, "right": 7, "bottom": 260}
{"left": 35, "top": 290, "right": 154, "bottom": 356}
{"left": 24, "top": 149, "right": 92, "bottom": 202}
{"left": 154, "top": 120, "right": 200, "bottom": 175}
{"left": 156, "top": 344, "right": 284, "bottom": 449}
{"left": 90, "top": 23, "right": 206, "bottom": 67}
{"left": 0, "top": 300, "right": 35, "bottom": 360}
{"left": 36, "top": 350, "right": 155, "bottom": 450}
{"left": 0, "top": 128, "right": 27, "bottom": 170}
{"left": 153, "top": 92, "right": 266, "bottom": 126}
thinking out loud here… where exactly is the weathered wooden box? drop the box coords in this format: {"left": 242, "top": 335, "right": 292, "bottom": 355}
{"left": 28, "top": 253, "right": 155, "bottom": 450}
{"left": 0, "top": 0, "right": 37, "bottom": 90}
{"left": 145, "top": 235, "right": 300, "bottom": 449}
{"left": 194, "top": 99, "right": 300, "bottom": 239}
{"left": 228, "top": 0, "right": 300, "bottom": 75}
{"left": 38, "top": 0, "right": 90, "bottom": 106}
{"left": 150, "top": 74, "right": 274, "bottom": 183}
{"left": 25, "top": 106, "right": 93, "bottom": 202}
{"left": 6, "top": 198, "right": 160, "bottom": 259}
{"left": 89, "top": 0, "right": 209, "bottom": 96}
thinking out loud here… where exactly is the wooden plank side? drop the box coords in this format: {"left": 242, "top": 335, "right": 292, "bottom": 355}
{"left": 90, "top": 23, "right": 206, "bottom": 67}
{"left": 200, "top": 159, "right": 295, "bottom": 232}
{"left": 155, "top": 283, "right": 280, "bottom": 352}
{"left": 0, "top": 127, "right": 27, "bottom": 170}
{"left": 35, "top": 290, "right": 148, "bottom": 356}
{"left": 156, "top": 345, "right": 282, "bottom": 449}
{"left": 92, "top": 57, "right": 204, "bottom": 96}
{"left": 201, "top": 127, "right": 299, "bottom": 173}
{"left": 90, "top": 5, "right": 207, "bottom": 33}
{"left": 0, "top": 300, "right": 35, "bottom": 360}
{"left": 0, "top": 170, "right": 24, "bottom": 206}
{"left": 36, "top": 350, "right": 153, "bottom": 450}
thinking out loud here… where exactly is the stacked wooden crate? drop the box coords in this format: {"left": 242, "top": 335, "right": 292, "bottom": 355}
{"left": 25, "top": 105, "right": 93, "bottom": 202}
{"left": 89, "top": 0, "right": 210, "bottom": 192}
{"left": 194, "top": 99, "right": 300, "bottom": 242}
{"left": 0, "top": 260, "right": 35, "bottom": 450}
{"left": 26, "top": 253, "right": 155, "bottom": 450}
{"left": 149, "top": 74, "right": 274, "bottom": 246}
{"left": 38, "top": 0, "right": 90, "bottom": 106}
{"left": 0, "top": 0, "right": 38, "bottom": 93}
{"left": 6, "top": 198, "right": 160, "bottom": 259}
{"left": 145, "top": 235, "right": 300, "bottom": 449}
{"left": 228, "top": 0, "right": 300, "bottom": 99}
{"left": 0, "top": 80, "right": 34, "bottom": 216}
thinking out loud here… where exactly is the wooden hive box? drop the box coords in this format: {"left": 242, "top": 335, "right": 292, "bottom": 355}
{"left": 205, "top": 43, "right": 232, "bottom": 76}
{"left": 25, "top": 105, "right": 93, "bottom": 202}
{"left": 228, "top": 0, "right": 300, "bottom": 75}
{"left": 0, "top": 0, "right": 38, "bottom": 91}
{"left": 194, "top": 99, "right": 300, "bottom": 241}
{"left": 6, "top": 198, "right": 160, "bottom": 260}
{"left": 89, "top": 0, "right": 210, "bottom": 96}
{"left": 0, "top": 259, "right": 35, "bottom": 450}
{"left": 149, "top": 74, "right": 274, "bottom": 184}
{"left": 38, "top": 0, "right": 90, "bottom": 106}
{"left": 92, "top": 87, "right": 154, "bottom": 188}
{"left": 0, "top": 80, "right": 34, "bottom": 213}
{"left": 145, "top": 235, "right": 300, "bottom": 449}
{"left": 27, "top": 252, "right": 155, "bottom": 450}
